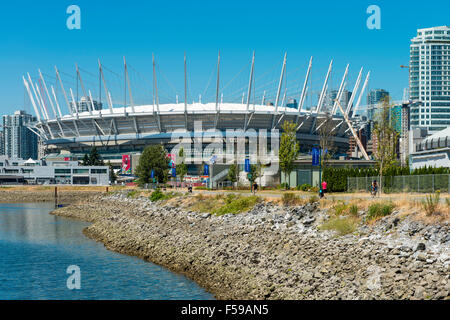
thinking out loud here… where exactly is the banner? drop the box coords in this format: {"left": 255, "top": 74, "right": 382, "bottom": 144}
{"left": 122, "top": 155, "right": 131, "bottom": 174}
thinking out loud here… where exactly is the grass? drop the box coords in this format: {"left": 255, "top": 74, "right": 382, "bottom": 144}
{"left": 366, "top": 202, "right": 395, "bottom": 221}
{"left": 213, "top": 194, "right": 261, "bottom": 216}
{"left": 422, "top": 192, "right": 441, "bottom": 216}
{"left": 319, "top": 216, "right": 360, "bottom": 236}
{"left": 149, "top": 189, "right": 182, "bottom": 202}
{"left": 127, "top": 189, "right": 140, "bottom": 198}
{"left": 189, "top": 193, "right": 261, "bottom": 216}
{"left": 282, "top": 193, "right": 304, "bottom": 206}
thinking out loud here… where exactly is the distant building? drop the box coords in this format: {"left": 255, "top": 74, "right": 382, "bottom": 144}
{"left": 71, "top": 96, "right": 103, "bottom": 114}
{"left": 367, "top": 89, "right": 389, "bottom": 120}
{"left": 325, "top": 90, "right": 352, "bottom": 114}
{"left": 409, "top": 26, "right": 450, "bottom": 133}
{"left": 390, "top": 105, "right": 402, "bottom": 134}
{"left": 410, "top": 127, "right": 450, "bottom": 169}
{"left": 2, "top": 110, "right": 38, "bottom": 160}
{"left": 0, "top": 131, "right": 4, "bottom": 156}
{"left": 400, "top": 103, "right": 411, "bottom": 165}
{"left": 0, "top": 155, "right": 109, "bottom": 185}
{"left": 286, "top": 98, "right": 298, "bottom": 109}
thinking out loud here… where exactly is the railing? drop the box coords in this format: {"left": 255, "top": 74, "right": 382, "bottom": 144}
{"left": 347, "top": 174, "right": 450, "bottom": 193}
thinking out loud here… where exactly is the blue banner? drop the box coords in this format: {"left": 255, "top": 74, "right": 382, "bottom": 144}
{"left": 204, "top": 164, "right": 209, "bottom": 176}
{"left": 172, "top": 168, "right": 176, "bottom": 177}
{"left": 245, "top": 159, "right": 251, "bottom": 173}
{"left": 151, "top": 170, "right": 155, "bottom": 179}
{"left": 312, "top": 148, "right": 320, "bottom": 166}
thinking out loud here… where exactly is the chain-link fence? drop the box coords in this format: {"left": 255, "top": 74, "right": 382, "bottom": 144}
{"left": 347, "top": 174, "right": 450, "bottom": 194}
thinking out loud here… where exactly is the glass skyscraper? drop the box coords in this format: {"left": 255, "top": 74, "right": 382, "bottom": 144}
{"left": 410, "top": 26, "right": 450, "bottom": 132}
{"left": 2, "top": 110, "right": 38, "bottom": 160}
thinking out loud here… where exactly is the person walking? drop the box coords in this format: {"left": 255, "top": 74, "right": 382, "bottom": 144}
{"left": 371, "top": 180, "right": 378, "bottom": 198}
{"left": 321, "top": 180, "right": 328, "bottom": 198}
{"left": 252, "top": 182, "right": 258, "bottom": 194}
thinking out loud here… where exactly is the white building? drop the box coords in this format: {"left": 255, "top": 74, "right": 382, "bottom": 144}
{"left": 0, "top": 156, "right": 110, "bottom": 185}
{"left": 409, "top": 26, "right": 450, "bottom": 133}
{"left": 410, "top": 127, "right": 450, "bottom": 169}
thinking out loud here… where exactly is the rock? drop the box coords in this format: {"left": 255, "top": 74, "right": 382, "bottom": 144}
{"left": 416, "top": 243, "right": 426, "bottom": 251}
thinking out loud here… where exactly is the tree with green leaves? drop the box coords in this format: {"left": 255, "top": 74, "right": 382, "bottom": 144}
{"left": 248, "top": 164, "right": 261, "bottom": 192}
{"left": 373, "top": 97, "right": 399, "bottom": 194}
{"left": 279, "top": 121, "right": 299, "bottom": 190}
{"left": 89, "top": 146, "right": 103, "bottom": 166}
{"left": 135, "top": 145, "right": 170, "bottom": 186}
{"left": 227, "top": 163, "right": 239, "bottom": 189}
{"left": 107, "top": 161, "right": 117, "bottom": 184}
{"left": 81, "top": 154, "right": 90, "bottom": 166}
{"left": 176, "top": 147, "right": 188, "bottom": 187}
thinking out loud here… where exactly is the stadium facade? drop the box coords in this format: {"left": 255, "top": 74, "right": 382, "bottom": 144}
{"left": 22, "top": 54, "right": 371, "bottom": 184}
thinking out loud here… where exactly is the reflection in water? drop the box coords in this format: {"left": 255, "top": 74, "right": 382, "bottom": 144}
{"left": 0, "top": 203, "right": 213, "bottom": 300}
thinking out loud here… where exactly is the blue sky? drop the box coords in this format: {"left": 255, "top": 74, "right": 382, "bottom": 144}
{"left": 0, "top": 0, "right": 449, "bottom": 116}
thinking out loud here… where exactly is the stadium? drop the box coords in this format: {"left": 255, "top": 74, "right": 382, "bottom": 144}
{"left": 22, "top": 54, "right": 370, "bottom": 185}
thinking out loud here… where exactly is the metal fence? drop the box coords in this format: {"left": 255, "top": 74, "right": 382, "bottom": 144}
{"left": 347, "top": 174, "right": 450, "bottom": 194}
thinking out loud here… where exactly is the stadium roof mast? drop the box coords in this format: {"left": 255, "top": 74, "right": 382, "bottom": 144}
{"left": 353, "top": 71, "right": 371, "bottom": 116}
{"left": 214, "top": 51, "right": 221, "bottom": 129}
{"left": 124, "top": 56, "right": 135, "bottom": 114}
{"left": 35, "top": 80, "right": 50, "bottom": 120}
{"left": 38, "top": 70, "right": 58, "bottom": 119}
{"left": 185, "top": 52, "right": 189, "bottom": 129}
{"left": 75, "top": 64, "right": 93, "bottom": 115}
{"left": 297, "top": 59, "right": 332, "bottom": 131}
{"left": 55, "top": 66, "right": 72, "bottom": 115}
{"left": 244, "top": 51, "right": 255, "bottom": 130}
{"left": 272, "top": 53, "right": 287, "bottom": 129}
{"left": 331, "top": 64, "right": 349, "bottom": 115}
{"left": 26, "top": 73, "right": 44, "bottom": 121}
{"left": 294, "top": 56, "right": 313, "bottom": 128}
{"left": 39, "top": 70, "right": 64, "bottom": 137}
{"left": 98, "top": 59, "right": 114, "bottom": 114}
{"left": 23, "top": 76, "right": 41, "bottom": 123}
{"left": 152, "top": 53, "right": 162, "bottom": 132}
{"left": 334, "top": 98, "right": 369, "bottom": 161}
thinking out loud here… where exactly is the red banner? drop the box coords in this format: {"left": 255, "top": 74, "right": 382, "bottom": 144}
{"left": 122, "top": 155, "right": 131, "bottom": 174}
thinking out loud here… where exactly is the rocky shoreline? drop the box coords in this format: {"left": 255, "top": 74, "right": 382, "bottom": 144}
{"left": 0, "top": 189, "right": 103, "bottom": 204}
{"left": 51, "top": 191, "right": 450, "bottom": 300}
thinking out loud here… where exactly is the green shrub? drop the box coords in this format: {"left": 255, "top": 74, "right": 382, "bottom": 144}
{"left": 422, "top": 192, "right": 440, "bottom": 216}
{"left": 349, "top": 204, "right": 359, "bottom": 217}
{"left": 213, "top": 196, "right": 261, "bottom": 216}
{"left": 367, "top": 202, "right": 395, "bottom": 221}
{"left": 282, "top": 193, "right": 303, "bottom": 206}
{"left": 150, "top": 188, "right": 165, "bottom": 202}
{"left": 127, "top": 190, "right": 140, "bottom": 198}
{"left": 332, "top": 201, "right": 349, "bottom": 216}
{"left": 296, "top": 184, "right": 312, "bottom": 191}
{"left": 319, "top": 216, "right": 360, "bottom": 236}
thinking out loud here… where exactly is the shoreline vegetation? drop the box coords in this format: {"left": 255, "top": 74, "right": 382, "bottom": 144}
{"left": 2, "top": 186, "right": 449, "bottom": 300}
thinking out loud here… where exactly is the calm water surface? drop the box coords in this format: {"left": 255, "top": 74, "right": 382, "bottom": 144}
{"left": 0, "top": 203, "right": 214, "bottom": 300}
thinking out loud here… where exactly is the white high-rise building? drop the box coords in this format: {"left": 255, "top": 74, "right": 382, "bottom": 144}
{"left": 410, "top": 26, "right": 450, "bottom": 133}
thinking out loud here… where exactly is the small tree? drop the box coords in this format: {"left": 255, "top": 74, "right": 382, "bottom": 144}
{"left": 135, "top": 145, "right": 170, "bottom": 186}
{"left": 227, "top": 163, "right": 239, "bottom": 189}
{"left": 81, "top": 154, "right": 90, "bottom": 166}
{"left": 107, "top": 161, "right": 117, "bottom": 184}
{"left": 89, "top": 146, "right": 103, "bottom": 166}
{"left": 249, "top": 164, "right": 261, "bottom": 190}
{"left": 318, "top": 112, "right": 336, "bottom": 168}
{"left": 279, "top": 121, "right": 299, "bottom": 190}
{"left": 176, "top": 147, "right": 188, "bottom": 187}
{"left": 373, "top": 97, "right": 399, "bottom": 194}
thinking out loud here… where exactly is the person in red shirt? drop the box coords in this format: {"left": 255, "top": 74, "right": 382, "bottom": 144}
{"left": 321, "top": 180, "right": 328, "bottom": 198}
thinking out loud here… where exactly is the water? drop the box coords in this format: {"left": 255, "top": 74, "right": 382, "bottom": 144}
{"left": 0, "top": 203, "right": 214, "bottom": 300}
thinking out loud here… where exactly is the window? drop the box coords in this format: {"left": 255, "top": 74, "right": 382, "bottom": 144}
{"left": 73, "top": 169, "right": 89, "bottom": 174}
{"left": 55, "top": 169, "right": 71, "bottom": 174}
{"left": 91, "top": 169, "right": 107, "bottom": 174}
